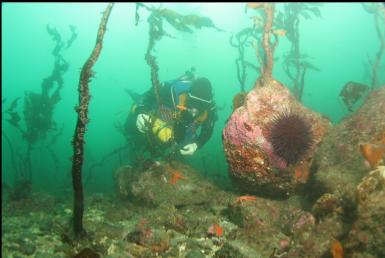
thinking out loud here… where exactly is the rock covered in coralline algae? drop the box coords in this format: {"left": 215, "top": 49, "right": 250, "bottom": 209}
{"left": 222, "top": 79, "right": 330, "bottom": 198}
{"left": 114, "top": 161, "right": 229, "bottom": 208}
{"left": 310, "top": 86, "right": 385, "bottom": 202}
{"left": 314, "top": 85, "right": 385, "bottom": 171}
{"left": 345, "top": 166, "right": 385, "bottom": 257}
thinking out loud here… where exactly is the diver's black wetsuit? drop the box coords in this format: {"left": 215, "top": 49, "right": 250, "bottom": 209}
{"left": 126, "top": 80, "right": 217, "bottom": 149}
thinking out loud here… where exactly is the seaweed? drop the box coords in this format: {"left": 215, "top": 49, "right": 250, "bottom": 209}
{"left": 23, "top": 23, "right": 73, "bottom": 145}
{"left": 362, "top": 3, "right": 385, "bottom": 89}
{"left": 70, "top": 3, "right": 114, "bottom": 235}
{"left": 3, "top": 97, "right": 22, "bottom": 129}
{"left": 276, "top": 3, "right": 322, "bottom": 101}
{"left": 246, "top": 3, "right": 281, "bottom": 85}
{"left": 135, "top": 3, "right": 223, "bottom": 107}
{"left": 230, "top": 27, "right": 261, "bottom": 92}
{"left": 66, "top": 25, "right": 78, "bottom": 49}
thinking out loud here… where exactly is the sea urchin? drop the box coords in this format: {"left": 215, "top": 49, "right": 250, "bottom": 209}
{"left": 266, "top": 109, "right": 313, "bottom": 165}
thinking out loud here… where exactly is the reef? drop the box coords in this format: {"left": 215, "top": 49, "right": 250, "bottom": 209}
{"left": 345, "top": 166, "right": 385, "bottom": 256}
{"left": 2, "top": 160, "right": 354, "bottom": 258}
{"left": 222, "top": 3, "right": 331, "bottom": 198}
{"left": 223, "top": 79, "right": 330, "bottom": 198}
{"left": 311, "top": 85, "right": 385, "bottom": 203}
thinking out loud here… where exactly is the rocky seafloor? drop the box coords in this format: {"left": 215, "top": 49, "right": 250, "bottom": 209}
{"left": 2, "top": 160, "right": 385, "bottom": 258}
{"left": 2, "top": 87, "right": 385, "bottom": 258}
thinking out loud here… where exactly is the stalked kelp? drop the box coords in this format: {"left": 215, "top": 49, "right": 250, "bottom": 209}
{"left": 362, "top": 3, "right": 385, "bottom": 89}
{"left": 23, "top": 23, "right": 74, "bottom": 169}
{"left": 70, "top": 3, "right": 113, "bottom": 236}
{"left": 229, "top": 26, "right": 261, "bottom": 92}
{"left": 2, "top": 23, "right": 76, "bottom": 201}
{"left": 229, "top": 25, "right": 260, "bottom": 111}
{"left": 135, "top": 3, "right": 223, "bottom": 107}
{"left": 276, "top": 3, "right": 322, "bottom": 101}
{"left": 222, "top": 3, "right": 331, "bottom": 198}
{"left": 1, "top": 98, "right": 31, "bottom": 201}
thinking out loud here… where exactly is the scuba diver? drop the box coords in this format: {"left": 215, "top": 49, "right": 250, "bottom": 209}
{"left": 124, "top": 68, "right": 217, "bottom": 162}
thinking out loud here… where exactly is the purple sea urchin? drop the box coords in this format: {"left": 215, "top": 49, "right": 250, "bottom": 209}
{"left": 266, "top": 110, "right": 313, "bottom": 165}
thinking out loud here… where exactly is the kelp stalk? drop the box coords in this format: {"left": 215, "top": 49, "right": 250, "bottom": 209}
{"left": 71, "top": 3, "right": 113, "bottom": 235}
{"left": 261, "top": 3, "right": 275, "bottom": 82}
{"left": 280, "top": 3, "right": 322, "bottom": 101}
{"left": 2, "top": 130, "right": 21, "bottom": 183}
{"left": 230, "top": 28, "right": 260, "bottom": 92}
{"left": 145, "top": 13, "right": 162, "bottom": 106}
{"left": 248, "top": 3, "right": 275, "bottom": 86}
{"left": 371, "top": 5, "right": 385, "bottom": 89}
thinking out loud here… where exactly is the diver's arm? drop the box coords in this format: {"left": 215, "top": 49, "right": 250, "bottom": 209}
{"left": 196, "top": 107, "right": 217, "bottom": 148}
{"left": 133, "top": 88, "right": 158, "bottom": 115}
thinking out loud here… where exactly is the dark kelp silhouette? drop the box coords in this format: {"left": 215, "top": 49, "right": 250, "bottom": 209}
{"left": 66, "top": 25, "right": 78, "bottom": 49}
{"left": 23, "top": 24, "right": 74, "bottom": 146}
{"left": 362, "top": 3, "right": 385, "bottom": 89}
{"left": 1, "top": 100, "right": 32, "bottom": 201}
{"left": 22, "top": 24, "right": 74, "bottom": 183}
{"left": 2, "top": 23, "right": 76, "bottom": 201}
{"left": 230, "top": 27, "right": 261, "bottom": 94}
{"left": 70, "top": 3, "right": 113, "bottom": 236}
{"left": 3, "top": 98, "right": 21, "bottom": 129}
{"left": 276, "top": 3, "right": 322, "bottom": 101}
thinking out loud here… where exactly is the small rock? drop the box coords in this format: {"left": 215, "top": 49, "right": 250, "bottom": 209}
{"left": 20, "top": 241, "right": 36, "bottom": 255}
{"left": 185, "top": 249, "right": 205, "bottom": 258}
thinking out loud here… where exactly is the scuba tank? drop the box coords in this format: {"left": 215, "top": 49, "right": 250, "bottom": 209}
{"left": 178, "top": 67, "right": 197, "bottom": 81}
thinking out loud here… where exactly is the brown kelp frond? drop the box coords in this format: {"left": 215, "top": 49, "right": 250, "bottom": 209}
{"left": 137, "top": 3, "right": 222, "bottom": 33}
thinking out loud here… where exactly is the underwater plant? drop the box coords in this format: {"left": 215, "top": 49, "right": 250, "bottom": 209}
{"left": 22, "top": 23, "right": 76, "bottom": 144}
{"left": 245, "top": 2, "right": 292, "bottom": 83}
{"left": 70, "top": 2, "right": 114, "bottom": 235}
{"left": 276, "top": 3, "right": 322, "bottom": 101}
{"left": 229, "top": 26, "right": 261, "bottom": 93}
{"left": 13, "top": 23, "right": 76, "bottom": 181}
{"left": 362, "top": 3, "right": 385, "bottom": 89}
{"left": 2, "top": 23, "right": 74, "bottom": 198}
{"left": 135, "top": 3, "right": 222, "bottom": 108}
{"left": 2, "top": 98, "right": 21, "bottom": 130}
{"left": 1, "top": 100, "right": 32, "bottom": 201}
